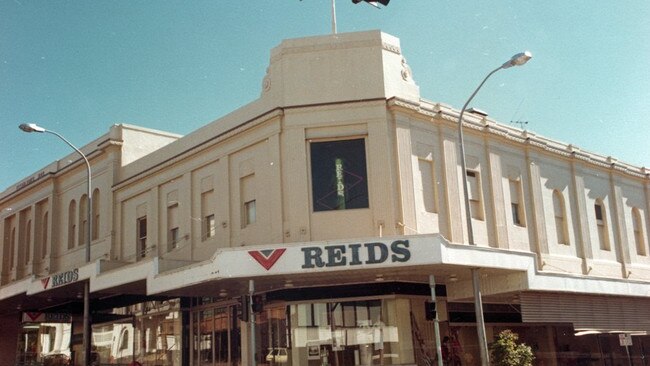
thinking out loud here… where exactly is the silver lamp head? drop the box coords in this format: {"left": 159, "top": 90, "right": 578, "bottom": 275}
{"left": 502, "top": 51, "right": 532, "bottom": 69}
{"left": 19, "top": 123, "right": 46, "bottom": 133}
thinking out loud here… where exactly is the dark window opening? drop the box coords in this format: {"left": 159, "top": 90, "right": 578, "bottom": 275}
{"left": 137, "top": 216, "right": 147, "bottom": 258}
{"left": 310, "top": 139, "right": 369, "bottom": 212}
{"left": 595, "top": 203, "right": 603, "bottom": 221}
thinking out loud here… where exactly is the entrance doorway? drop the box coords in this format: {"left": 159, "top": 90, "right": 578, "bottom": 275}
{"left": 192, "top": 303, "right": 242, "bottom": 366}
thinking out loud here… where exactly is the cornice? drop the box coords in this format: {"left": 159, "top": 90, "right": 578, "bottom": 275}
{"left": 114, "top": 109, "right": 285, "bottom": 190}
{"left": 397, "top": 98, "right": 649, "bottom": 181}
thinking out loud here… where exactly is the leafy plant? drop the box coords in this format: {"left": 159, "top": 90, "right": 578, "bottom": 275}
{"left": 489, "top": 330, "right": 534, "bottom": 366}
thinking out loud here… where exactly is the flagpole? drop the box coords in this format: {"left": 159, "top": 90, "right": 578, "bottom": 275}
{"left": 331, "top": 0, "right": 337, "bottom": 34}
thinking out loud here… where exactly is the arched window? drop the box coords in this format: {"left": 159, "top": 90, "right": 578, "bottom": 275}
{"left": 632, "top": 208, "right": 646, "bottom": 256}
{"left": 553, "top": 190, "right": 569, "bottom": 245}
{"left": 68, "top": 200, "right": 77, "bottom": 249}
{"left": 25, "top": 220, "right": 31, "bottom": 265}
{"left": 42, "top": 212, "right": 49, "bottom": 259}
{"left": 10, "top": 227, "right": 16, "bottom": 270}
{"left": 79, "top": 195, "right": 88, "bottom": 247}
{"left": 92, "top": 188, "right": 100, "bottom": 240}
{"left": 595, "top": 199, "right": 610, "bottom": 251}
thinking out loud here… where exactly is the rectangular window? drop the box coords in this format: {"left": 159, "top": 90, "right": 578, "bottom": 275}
{"left": 509, "top": 180, "right": 525, "bottom": 227}
{"left": 204, "top": 214, "right": 216, "bottom": 240}
{"left": 167, "top": 203, "right": 179, "bottom": 251}
{"left": 169, "top": 227, "right": 180, "bottom": 251}
{"left": 241, "top": 174, "right": 256, "bottom": 228}
{"left": 137, "top": 216, "right": 147, "bottom": 258}
{"left": 595, "top": 204, "right": 603, "bottom": 222}
{"left": 244, "top": 200, "right": 256, "bottom": 226}
{"left": 201, "top": 189, "right": 216, "bottom": 240}
{"left": 310, "top": 138, "right": 369, "bottom": 212}
{"left": 466, "top": 170, "right": 483, "bottom": 220}
{"left": 632, "top": 209, "right": 646, "bottom": 256}
{"left": 595, "top": 201, "right": 610, "bottom": 251}
{"left": 418, "top": 158, "right": 438, "bottom": 213}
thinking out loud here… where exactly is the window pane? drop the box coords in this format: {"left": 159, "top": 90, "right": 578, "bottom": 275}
{"left": 241, "top": 174, "right": 256, "bottom": 228}
{"left": 245, "top": 200, "right": 256, "bottom": 225}
{"left": 137, "top": 217, "right": 147, "bottom": 258}
{"left": 205, "top": 214, "right": 216, "bottom": 239}
{"left": 466, "top": 171, "right": 479, "bottom": 201}
{"left": 418, "top": 159, "right": 437, "bottom": 213}
{"left": 595, "top": 203, "right": 603, "bottom": 221}
{"left": 311, "top": 139, "right": 369, "bottom": 211}
{"left": 511, "top": 203, "right": 521, "bottom": 225}
{"left": 169, "top": 227, "right": 180, "bottom": 250}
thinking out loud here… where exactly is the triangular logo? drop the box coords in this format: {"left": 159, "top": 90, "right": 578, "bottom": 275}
{"left": 41, "top": 277, "right": 50, "bottom": 289}
{"left": 26, "top": 312, "right": 41, "bottom": 321}
{"left": 248, "top": 248, "right": 286, "bottom": 270}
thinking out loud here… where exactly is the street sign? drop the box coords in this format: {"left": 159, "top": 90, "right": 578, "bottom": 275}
{"left": 619, "top": 333, "right": 633, "bottom": 347}
{"left": 22, "top": 312, "right": 72, "bottom": 323}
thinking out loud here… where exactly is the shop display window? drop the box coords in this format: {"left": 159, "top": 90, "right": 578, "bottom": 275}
{"left": 16, "top": 323, "right": 71, "bottom": 366}
{"left": 92, "top": 299, "right": 182, "bottom": 366}
{"left": 255, "top": 298, "right": 423, "bottom": 365}
{"left": 191, "top": 303, "right": 242, "bottom": 366}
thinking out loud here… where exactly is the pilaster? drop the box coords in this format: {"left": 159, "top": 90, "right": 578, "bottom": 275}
{"left": 486, "top": 143, "right": 508, "bottom": 248}
{"left": 441, "top": 134, "right": 464, "bottom": 243}
{"left": 571, "top": 162, "right": 593, "bottom": 273}
{"left": 526, "top": 152, "right": 549, "bottom": 267}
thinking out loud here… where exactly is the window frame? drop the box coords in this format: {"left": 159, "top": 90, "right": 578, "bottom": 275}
{"left": 466, "top": 170, "right": 484, "bottom": 220}
{"left": 204, "top": 214, "right": 216, "bottom": 241}
{"left": 632, "top": 208, "right": 646, "bottom": 256}
{"left": 552, "top": 190, "right": 569, "bottom": 245}
{"left": 137, "top": 216, "right": 147, "bottom": 259}
{"left": 309, "top": 137, "right": 370, "bottom": 212}
{"left": 594, "top": 199, "right": 610, "bottom": 251}
{"left": 509, "top": 179, "right": 526, "bottom": 227}
{"left": 417, "top": 157, "right": 438, "bottom": 214}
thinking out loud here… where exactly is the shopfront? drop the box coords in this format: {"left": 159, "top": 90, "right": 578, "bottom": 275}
{"left": 190, "top": 298, "right": 242, "bottom": 366}
{"left": 91, "top": 298, "right": 184, "bottom": 366}
{"left": 186, "top": 283, "right": 442, "bottom": 366}
{"left": 15, "top": 313, "right": 72, "bottom": 366}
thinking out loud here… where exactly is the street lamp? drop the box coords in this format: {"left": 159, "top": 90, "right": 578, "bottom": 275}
{"left": 456, "top": 51, "right": 532, "bottom": 366}
{"left": 19, "top": 123, "right": 93, "bottom": 366}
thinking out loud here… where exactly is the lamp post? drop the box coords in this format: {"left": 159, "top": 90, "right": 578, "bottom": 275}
{"left": 19, "top": 123, "right": 93, "bottom": 366}
{"left": 456, "top": 51, "right": 532, "bottom": 366}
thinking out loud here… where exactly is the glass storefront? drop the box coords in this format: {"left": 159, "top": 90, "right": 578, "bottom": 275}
{"left": 91, "top": 299, "right": 182, "bottom": 366}
{"left": 15, "top": 323, "right": 71, "bottom": 366}
{"left": 190, "top": 298, "right": 242, "bottom": 366}
{"left": 16, "top": 293, "right": 650, "bottom": 366}
{"left": 252, "top": 298, "right": 435, "bottom": 366}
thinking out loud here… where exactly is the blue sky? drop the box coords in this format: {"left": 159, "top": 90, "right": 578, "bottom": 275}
{"left": 2, "top": 1, "right": 649, "bottom": 192}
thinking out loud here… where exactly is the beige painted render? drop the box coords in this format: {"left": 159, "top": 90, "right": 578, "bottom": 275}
{"left": 1, "top": 30, "right": 650, "bottom": 306}
{"left": 0, "top": 124, "right": 178, "bottom": 284}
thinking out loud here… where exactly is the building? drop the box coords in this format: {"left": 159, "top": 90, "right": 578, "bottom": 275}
{"left": 2, "top": 30, "right": 650, "bottom": 366}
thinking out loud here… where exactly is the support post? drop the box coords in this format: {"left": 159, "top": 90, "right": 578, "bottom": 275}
{"left": 429, "top": 275, "right": 443, "bottom": 366}
{"left": 249, "top": 279, "right": 256, "bottom": 366}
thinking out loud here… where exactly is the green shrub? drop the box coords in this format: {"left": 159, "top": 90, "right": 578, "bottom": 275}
{"left": 489, "top": 330, "right": 534, "bottom": 366}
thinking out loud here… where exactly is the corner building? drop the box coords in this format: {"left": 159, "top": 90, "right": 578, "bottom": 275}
{"left": 2, "top": 30, "right": 650, "bottom": 366}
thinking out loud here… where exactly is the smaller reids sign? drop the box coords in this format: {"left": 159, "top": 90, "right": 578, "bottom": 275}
{"left": 22, "top": 312, "right": 72, "bottom": 323}
{"left": 41, "top": 268, "right": 79, "bottom": 290}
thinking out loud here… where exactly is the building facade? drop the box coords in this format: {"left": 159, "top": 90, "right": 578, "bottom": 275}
{"left": 2, "top": 30, "right": 650, "bottom": 366}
